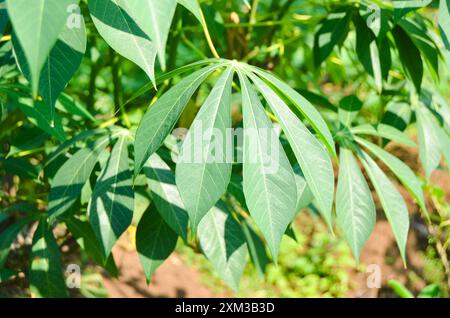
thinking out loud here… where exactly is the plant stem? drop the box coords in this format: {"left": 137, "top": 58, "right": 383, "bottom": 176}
{"left": 198, "top": 5, "right": 220, "bottom": 59}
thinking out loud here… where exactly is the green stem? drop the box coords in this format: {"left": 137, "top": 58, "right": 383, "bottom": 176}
{"left": 198, "top": 5, "right": 220, "bottom": 59}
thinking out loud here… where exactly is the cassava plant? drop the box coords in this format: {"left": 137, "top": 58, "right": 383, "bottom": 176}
{"left": 0, "top": 0, "right": 449, "bottom": 297}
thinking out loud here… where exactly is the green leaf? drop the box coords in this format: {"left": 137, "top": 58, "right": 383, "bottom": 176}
{"left": 439, "top": 0, "right": 450, "bottom": 50}
{"left": 393, "top": 0, "right": 432, "bottom": 21}
{"left": 388, "top": 279, "right": 414, "bottom": 298}
{"left": 29, "top": 218, "right": 68, "bottom": 298}
{"left": 250, "top": 74, "right": 334, "bottom": 229}
{"left": 13, "top": 12, "right": 86, "bottom": 112}
{"left": 16, "top": 98, "right": 66, "bottom": 141}
{"left": 354, "top": 13, "right": 390, "bottom": 93}
{"left": 65, "top": 217, "right": 118, "bottom": 277}
{"left": 336, "top": 148, "right": 376, "bottom": 259}
{"left": 358, "top": 150, "right": 409, "bottom": 263}
{"left": 176, "top": 67, "right": 234, "bottom": 231}
{"left": 46, "top": 127, "right": 119, "bottom": 167}
{"left": 48, "top": 135, "right": 113, "bottom": 220}
{"left": 56, "top": 94, "right": 96, "bottom": 122}
{"left": 134, "top": 63, "right": 224, "bottom": 176}
{"left": 227, "top": 174, "right": 248, "bottom": 210}
{"left": 313, "top": 9, "right": 352, "bottom": 67}
{"left": 89, "top": 135, "right": 134, "bottom": 257}
{"left": 355, "top": 137, "right": 427, "bottom": 216}
{"left": 89, "top": 0, "right": 157, "bottom": 85}
{"left": 125, "top": 59, "right": 221, "bottom": 106}
{"left": 381, "top": 102, "right": 412, "bottom": 133}
{"left": 418, "top": 284, "right": 441, "bottom": 298}
{"left": 143, "top": 154, "right": 189, "bottom": 240}
{"left": 198, "top": 202, "right": 248, "bottom": 291}
{"left": 6, "top": 0, "right": 76, "bottom": 95}
{"left": 177, "top": 0, "right": 202, "bottom": 22}
{"left": 2, "top": 157, "right": 39, "bottom": 180}
{"left": 351, "top": 123, "right": 416, "bottom": 147}
{"left": 398, "top": 18, "right": 439, "bottom": 81}
{"left": 293, "top": 164, "right": 313, "bottom": 212}
{"left": 416, "top": 107, "right": 441, "bottom": 179}
{"left": 136, "top": 204, "right": 178, "bottom": 283}
{"left": 338, "top": 95, "right": 363, "bottom": 127}
{"left": 240, "top": 219, "right": 269, "bottom": 276}
{"left": 127, "top": 0, "right": 177, "bottom": 71}
{"left": 392, "top": 25, "right": 423, "bottom": 93}
{"left": 239, "top": 72, "right": 297, "bottom": 260}
{"left": 0, "top": 218, "right": 33, "bottom": 267}
{"left": 245, "top": 65, "right": 336, "bottom": 158}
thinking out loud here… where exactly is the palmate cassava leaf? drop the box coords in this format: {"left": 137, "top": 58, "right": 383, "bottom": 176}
{"left": 336, "top": 148, "right": 375, "bottom": 259}
{"left": 238, "top": 71, "right": 297, "bottom": 261}
{"left": 126, "top": 0, "right": 177, "bottom": 71}
{"left": 48, "top": 134, "right": 119, "bottom": 220}
{"left": 249, "top": 73, "right": 334, "bottom": 229}
{"left": 136, "top": 204, "right": 178, "bottom": 283}
{"left": 134, "top": 62, "right": 225, "bottom": 176}
{"left": 176, "top": 67, "right": 234, "bottom": 231}
{"left": 6, "top": 0, "right": 77, "bottom": 95}
{"left": 89, "top": 0, "right": 157, "bottom": 86}
{"left": 358, "top": 150, "right": 409, "bottom": 263}
{"left": 12, "top": 12, "right": 86, "bottom": 117}
{"left": 89, "top": 135, "right": 134, "bottom": 257}
{"left": 29, "top": 218, "right": 68, "bottom": 298}
{"left": 198, "top": 202, "right": 248, "bottom": 291}
{"left": 143, "top": 154, "right": 189, "bottom": 240}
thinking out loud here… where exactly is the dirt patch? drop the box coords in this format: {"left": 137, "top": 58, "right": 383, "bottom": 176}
{"left": 102, "top": 238, "right": 218, "bottom": 298}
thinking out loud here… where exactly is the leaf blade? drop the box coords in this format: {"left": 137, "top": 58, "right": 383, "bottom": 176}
{"left": 198, "top": 202, "right": 248, "bottom": 291}
{"left": 143, "top": 154, "right": 189, "bottom": 240}
{"left": 136, "top": 204, "right": 178, "bottom": 283}
{"left": 176, "top": 67, "right": 234, "bottom": 231}
{"left": 358, "top": 150, "right": 409, "bottom": 263}
{"left": 89, "top": 135, "right": 134, "bottom": 257}
{"left": 336, "top": 148, "right": 376, "bottom": 259}
{"left": 239, "top": 72, "right": 297, "bottom": 260}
